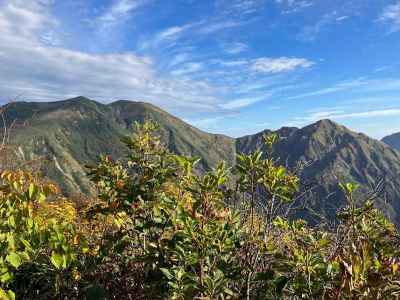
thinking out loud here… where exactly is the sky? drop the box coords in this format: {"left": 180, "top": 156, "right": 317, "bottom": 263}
{"left": 0, "top": 0, "right": 400, "bottom": 138}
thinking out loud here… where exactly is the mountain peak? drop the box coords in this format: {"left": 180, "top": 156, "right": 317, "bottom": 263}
{"left": 66, "top": 96, "right": 91, "bottom": 101}
{"left": 60, "top": 96, "right": 95, "bottom": 105}
{"left": 314, "top": 119, "right": 340, "bottom": 128}
{"left": 298, "top": 119, "right": 343, "bottom": 138}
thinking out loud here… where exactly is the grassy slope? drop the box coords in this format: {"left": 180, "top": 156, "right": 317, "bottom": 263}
{"left": 4, "top": 97, "right": 235, "bottom": 195}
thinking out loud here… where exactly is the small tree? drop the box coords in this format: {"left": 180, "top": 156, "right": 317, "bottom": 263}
{"left": 0, "top": 171, "right": 83, "bottom": 299}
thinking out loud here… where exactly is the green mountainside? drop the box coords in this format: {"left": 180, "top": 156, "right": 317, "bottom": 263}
{"left": 383, "top": 132, "right": 400, "bottom": 151}
{"left": 3, "top": 97, "right": 400, "bottom": 224}
{"left": 3, "top": 97, "right": 235, "bottom": 195}
{"left": 237, "top": 120, "right": 400, "bottom": 224}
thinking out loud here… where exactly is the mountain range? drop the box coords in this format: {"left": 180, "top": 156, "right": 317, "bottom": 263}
{"left": 383, "top": 132, "right": 400, "bottom": 151}
{"left": 2, "top": 97, "right": 400, "bottom": 224}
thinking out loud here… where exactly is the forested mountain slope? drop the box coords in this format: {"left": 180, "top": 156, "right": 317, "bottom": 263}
{"left": 2, "top": 97, "right": 235, "bottom": 195}
{"left": 3, "top": 97, "right": 400, "bottom": 224}
{"left": 237, "top": 120, "right": 400, "bottom": 224}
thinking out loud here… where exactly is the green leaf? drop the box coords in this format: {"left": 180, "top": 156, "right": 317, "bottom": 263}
{"left": 0, "top": 271, "right": 12, "bottom": 283}
{"left": 0, "top": 289, "right": 15, "bottom": 300}
{"left": 50, "top": 252, "right": 64, "bottom": 270}
{"left": 6, "top": 253, "right": 22, "bottom": 269}
{"left": 7, "top": 290, "right": 15, "bottom": 300}
{"left": 160, "top": 268, "right": 174, "bottom": 280}
{"left": 276, "top": 167, "right": 286, "bottom": 178}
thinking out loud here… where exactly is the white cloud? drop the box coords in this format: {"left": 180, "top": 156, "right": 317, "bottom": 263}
{"left": 197, "top": 20, "right": 244, "bottom": 34}
{"left": 251, "top": 57, "right": 314, "bottom": 73}
{"left": 138, "top": 24, "right": 194, "bottom": 50}
{"left": 374, "top": 65, "right": 391, "bottom": 73}
{"left": 378, "top": 2, "right": 400, "bottom": 33}
{"left": 275, "top": 0, "right": 313, "bottom": 13}
{"left": 167, "top": 53, "right": 192, "bottom": 68}
{"left": 223, "top": 42, "right": 249, "bottom": 54}
{"left": 97, "top": 0, "right": 148, "bottom": 26}
{"left": 217, "top": 0, "right": 266, "bottom": 16}
{"left": 216, "top": 60, "right": 249, "bottom": 67}
{"left": 297, "top": 11, "right": 348, "bottom": 41}
{"left": 157, "top": 26, "right": 188, "bottom": 40}
{"left": 337, "top": 109, "right": 400, "bottom": 119}
{"left": 0, "top": 1, "right": 314, "bottom": 115}
{"left": 0, "top": 0, "right": 223, "bottom": 112}
{"left": 139, "top": 19, "right": 244, "bottom": 51}
{"left": 170, "top": 63, "right": 203, "bottom": 76}
{"left": 220, "top": 95, "right": 269, "bottom": 110}
{"left": 335, "top": 16, "right": 349, "bottom": 22}
{"left": 289, "top": 78, "right": 400, "bottom": 99}
{"left": 0, "top": 0, "right": 57, "bottom": 45}
{"left": 294, "top": 108, "right": 400, "bottom": 125}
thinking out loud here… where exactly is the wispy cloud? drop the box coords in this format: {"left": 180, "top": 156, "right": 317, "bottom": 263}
{"left": 167, "top": 52, "right": 192, "bottom": 68}
{"left": 197, "top": 20, "right": 244, "bottom": 34}
{"left": 297, "top": 11, "right": 349, "bottom": 41}
{"left": 220, "top": 95, "right": 270, "bottom": 110}
{"left": 378, "top": 2, "right": 400, "bottom": 33}
{"left": 97, "top": 0, "right": 149, "bottom": 27}
{"left": 293, "top": 108, "right": 400, "bottom": 125}
{"left": 251, "top": 57, "right": 314, "bottom": 73}
{"left": 217, "top": 0, "right": 266, "bottom": 16}
{"left": 223, "top": 42, "right": 249, "bottom": 54}
{"left": 213, "top": 59, "right": 248, "bottom": 67}
{"left": 275, "top": 0, "right": 313, "bottom": 13}
{"left": 138, "top": 24, "right": 194, "bottom": 50}
{"left": 139, "top": 19, "right": 246, "bottom": 51}
{"left": 289, "top": 78, "right": 400, "bottom": 99}
{"left": 170, "top": 62, "right": 203, "bottom": 76}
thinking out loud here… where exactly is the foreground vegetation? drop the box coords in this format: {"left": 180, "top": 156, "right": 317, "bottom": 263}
{"left": 1, "top": 120, "right": 400, "bottom": 299}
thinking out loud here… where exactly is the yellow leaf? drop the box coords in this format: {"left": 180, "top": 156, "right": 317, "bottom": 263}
{"left": 28, "top": 183, "right": 35, "bottom": 199}
{"left": 393, "top": 263, "right": 399, "bottom": 274}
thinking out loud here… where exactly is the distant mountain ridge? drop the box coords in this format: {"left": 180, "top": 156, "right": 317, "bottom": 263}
{"left": 383, "top": 132, "right": 400, "bottom": 151}
{"left": 3, "top": 97, "right": 400, "bottom": 225}
{"left": 237, "top": 119, "right": 400, "bottom": 224}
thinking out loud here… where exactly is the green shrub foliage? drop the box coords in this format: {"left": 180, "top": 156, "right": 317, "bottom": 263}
{"left": 0, "top": 120, "right": 399, "bottom": 299}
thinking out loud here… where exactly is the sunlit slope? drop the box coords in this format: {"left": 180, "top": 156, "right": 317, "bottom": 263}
{"left": 3, "top": 97, "right": 235, "bottom": 195}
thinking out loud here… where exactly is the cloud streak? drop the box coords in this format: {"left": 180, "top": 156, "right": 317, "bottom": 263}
{"left": 292, "top": 108, "right": 400, "bottom": 126}
{"left": 97, "top": 0, "right": 149, "bottom": 27}
{"left": 275, "top": 0, "right": 313, "bottom": 13}
{"left": 251, "top": 57, "right": 314, "bottom": 73}
{"left": 223, "top": 42, "right": 249, "bottom": 54}
{"left": 289, "top": 78, "right": 400, "bottom": 100}
{"left": 220, "top": 95, "right": 270, "bottom": 110}
{"left": 378, "top": 2, "right": 400, "bottom": 33}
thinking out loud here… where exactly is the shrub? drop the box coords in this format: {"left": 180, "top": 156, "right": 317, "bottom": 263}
{"left": 1, "top": 120, "right": 399, "bottom": 299}
{"left": 0, "top": 171, "right": 84, "bottom": 299}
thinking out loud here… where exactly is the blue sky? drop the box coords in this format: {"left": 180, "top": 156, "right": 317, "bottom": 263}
{"left": 0, "top": 0, "right": 400, "bottom": 138}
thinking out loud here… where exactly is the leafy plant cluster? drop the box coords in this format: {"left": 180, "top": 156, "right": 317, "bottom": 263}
{"left": 1, "top": 120, "right": 400, "bottom": 299}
